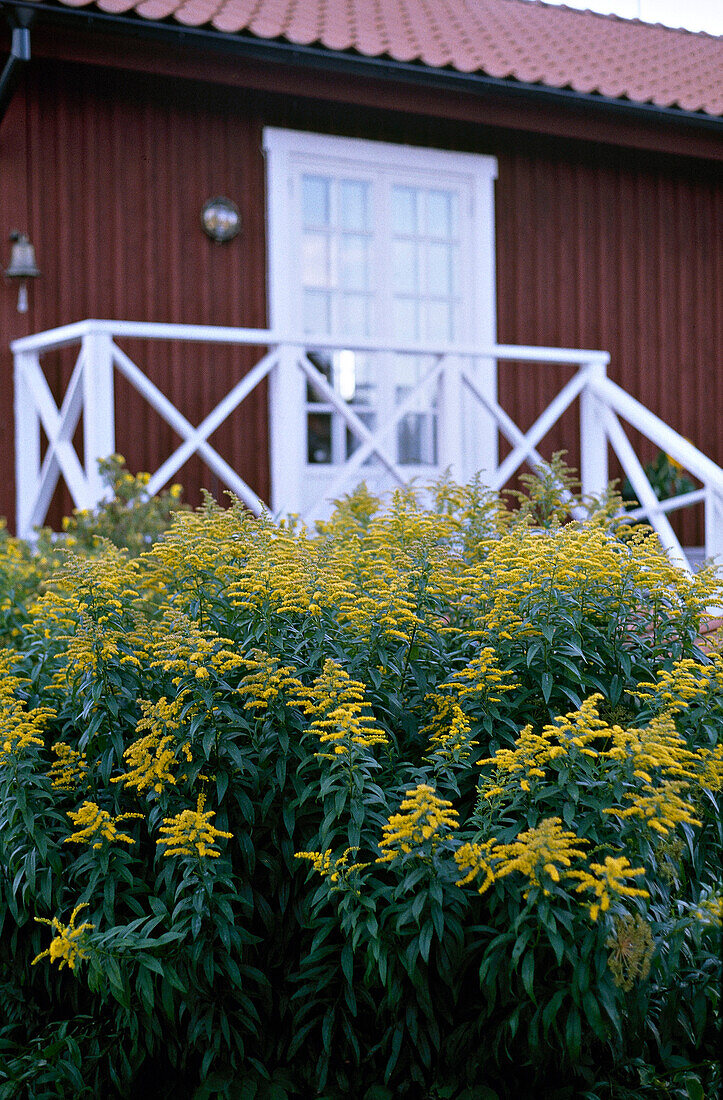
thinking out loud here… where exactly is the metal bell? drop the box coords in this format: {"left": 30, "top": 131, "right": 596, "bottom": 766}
{"left": 5, "top": 231, "right": 41, "bottom": 280}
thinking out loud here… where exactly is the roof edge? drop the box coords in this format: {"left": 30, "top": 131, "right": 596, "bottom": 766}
{"left": 529, "top": 0, "right": 722, "bottom": 42}
{"left": 2, "top": 0, "right": 721, "bottom": 130}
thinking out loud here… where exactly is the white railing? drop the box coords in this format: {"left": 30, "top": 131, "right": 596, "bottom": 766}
{"left": 10, "top": 320, "right": 723, "bottom": 571}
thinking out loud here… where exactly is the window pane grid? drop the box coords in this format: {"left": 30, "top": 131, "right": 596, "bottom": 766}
{"left": 302, "top": 176, "right": 460, "bottom": 467}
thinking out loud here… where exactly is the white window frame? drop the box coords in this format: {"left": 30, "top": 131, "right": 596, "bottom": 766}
{"left": 263, "top": 128, "right": 499, "bottom": 517}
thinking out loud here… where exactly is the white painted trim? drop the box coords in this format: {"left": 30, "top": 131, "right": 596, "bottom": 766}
{"left": 263, "top": 129, "right": 498, "bottom": 182}
{"left": 12, "top": 321, "right": 610, "bottom": 364}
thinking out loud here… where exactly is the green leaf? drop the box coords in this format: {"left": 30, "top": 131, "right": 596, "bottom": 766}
{"left": 541, "top": 672, "right": 553, "bottom": 703}
{"left": 521, "top": 951, "right": 535, "bottom": 999}
{"left": 215, "top": 770, "right": 229, "bottom": 804}
{"left": 565, "top": 1006, "right": 582, "bottom": 1062}
{"left": 384, "top": 1025, "right": 404, "bottom": 1082}
{"left": 341, "top": 942, "right": 354, "bottom": 985}
{"left": 582, "top": 990, "right": 606, "bottom": 1043}
{"left": 684, "top": 1077, "right": 704, "bottom": 1100}
{"left": 419, "top": 922, "right": 433, "bottom": 963}
{"left": 511, "top": 927, "right": 532, "bottom": 968}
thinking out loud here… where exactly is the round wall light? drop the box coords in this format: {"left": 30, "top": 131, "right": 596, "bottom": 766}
{"left": 201, "top": 197, "right": 241, "bottom": 242}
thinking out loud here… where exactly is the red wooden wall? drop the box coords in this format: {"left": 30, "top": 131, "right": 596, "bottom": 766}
{"left": 1, "top": 57, "right": 720, "bottom": 543}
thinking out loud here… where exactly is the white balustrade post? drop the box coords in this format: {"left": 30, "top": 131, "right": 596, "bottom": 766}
{"left": 14, "top": 350, "right": 42, "bottom": 539}
{"left": 438, "top": 355, "right": 464, "bottom": 481}
{"left": 705, "top": 485, "right": 723, "bottom": 565}
{"left": 269, "top": 344, "right": 305, "bottom": 517}
{"left": 580, "top": 360, "right": 608, "bottom": 503}
{"left": 81, "top": 331, "right": 116, "bottom": 505}
{"left": 468, "top": 355, "right": 498, "bottom": 483}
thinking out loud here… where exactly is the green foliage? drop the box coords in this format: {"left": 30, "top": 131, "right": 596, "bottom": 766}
{"left": 0, "top": 473, "right": 721, "bottom": 1098}
{"left": 58, "top": 454, "right": 187, "bottom": 556}
{"left": 623, "top": 450, "right": 697, "bottom": 508}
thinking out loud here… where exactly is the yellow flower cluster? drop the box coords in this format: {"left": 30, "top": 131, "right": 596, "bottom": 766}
{"left": 64, "top": 801, "right": 143, "bottom": 849}
{"left": 156, "top": 793, "right": 232, "bottom": 859}
{"left": 236, "top": 651, "right": 304, "bottom": 712}
{"left": 111, "top": 712, "right": 191, "bottom": 796}
{"left": 602, "top": 713, "right": 700, "bottom": 784}
{"left": 422, "top": 694, "right": 478, "bottom": 765}
{"left": 313, "top": 487, "right": 461, "bottom": 644}
{"left": 47, "top": 742, "right": 90, "bottom": 790}
{"left": 492, "top": 817, "right": 590, "bottom": 896}
{"left": 454, "top": 818, "right": 589, "bottom": 898}
{"left": 447, "top": 647, "right": 518, "bottom": 707}
{"left": 478, "top": 694, "right": 717, "bottom": 846}
{"left": 605, "top": 781, "right": 703, "bottom": 836}
{"left": 694, "top": 895, "right": 723, "bottom": 926}
{"left": 696, "top": 745, "right": 723, "bottom": 791}
{"left": 293, "top": 660, "right": 388, "bottom": 758}
{"left": 32, "top": 904, "right": 95, "bottom": 971}
{"left": 226, "top": 524, "right": 323, "bottom": 619}
{"left": 454, "top": 819, "right": 651, "bottom": 917}
{"left": 569, "top": 856, "right": 649, "bottom": 921}
{"left": 454, "top": 839, "right": 498, "bottom": 894}
{"left": 135, "top": 695, "right": 187, "bottom": 737}
{"left": 0, "top": 655, "right": 54, "bottom": 764}
{"left": 476, "top": 696, "right": 611, "bottom": 792}
{"left": 440, "top": 519, "right": 719, "bottom": 645}
{"left": 377, "top": 784, "right": 459, "bottom": 863}
{"left": 478, "top": 723, "right": 569, "bottom": 792}
{"left": 295, "top": 846, "right": 369, "bottom": 887}
{"left": 634, "top": 655, "right": 721, "bottom": 714}
{"left": 147, "top": 611, "right": 245, "bottom": 686}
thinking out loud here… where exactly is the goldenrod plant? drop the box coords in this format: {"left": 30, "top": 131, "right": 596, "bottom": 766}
{"left": 0, "top": 467, "right": 720, "bottom": 1098}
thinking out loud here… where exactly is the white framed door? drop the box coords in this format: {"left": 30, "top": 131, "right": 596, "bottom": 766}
{"left": 263, "top": 129, "right": 498, "bottom": 518}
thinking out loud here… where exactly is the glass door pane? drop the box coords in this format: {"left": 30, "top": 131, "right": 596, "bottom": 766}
{"left": 301, "top": 173, "right": 376, "bottom": 465}
{"left": 388, "top": 184, "right": 461, "bottom": 465}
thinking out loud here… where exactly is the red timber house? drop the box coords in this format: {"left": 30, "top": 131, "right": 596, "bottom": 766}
{"left": 0, "top": 0, "right": 721, "bottom": 564}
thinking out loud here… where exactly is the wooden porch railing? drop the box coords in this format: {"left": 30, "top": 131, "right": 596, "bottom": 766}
{"left": 10, "top": 320, "right": 723, "bottom": 571}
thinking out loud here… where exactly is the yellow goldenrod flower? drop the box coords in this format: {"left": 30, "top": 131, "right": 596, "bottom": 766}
{"left": 447, "top": 647, "right": 517, "bottom": 707}
{"left": 377, "top": 784, "right": 459, "bottom": 863}
{"left": 422, "top": 693, "right": 478, "bottom": 765}
{"left": 111, "top": 731, "right": 180, "bottom": 795}
{"left": 454, "top": 840, "right": 498, "bottom": 894}
{"left": 32, "top": 904, "right": 95, "bottom": 971}
{"left": 633, "top": 656, "right": 720, "bottom": 715}
{"left": 569, "top": 856, "right": 649, "bottom": 920}
{"left": 695, "top": 744, "right": 723, "bottom": 792}
{"left": 156, "top": 793, "right": 232, "bottom": 859}
{"left": 47, "top": 742, "right": 90, "bottom": 790}
{"left": 236, "top": 650, "right": 304, "bottom": 711}
{"left": 64, "top": 801, "right": 143, "bottom": 849}
{"left": 295, "top": 847, "right": 369, "bottom": 888}
{"left": 604, "top": 781, "right": 702, "bottom": 836}
{"left": 694, "top": 895, "right": 723, "bottom": 926}
{"left": 293, "top": 660, "right": 387, "bottom": 757}
{"left": 602, "top": 712, "right": 701, "bottom": 783}
{"left": 492, "top": 817, "right": 589, "bottom": 897}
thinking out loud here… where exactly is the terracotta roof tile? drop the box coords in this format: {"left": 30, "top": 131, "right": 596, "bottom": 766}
{"left": 39, "top": 0, "right": 723, "bottom": 116}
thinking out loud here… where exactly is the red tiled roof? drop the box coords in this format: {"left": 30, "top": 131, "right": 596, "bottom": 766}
{"left": 40, "top": 0, "right": 723, "bottom": 115}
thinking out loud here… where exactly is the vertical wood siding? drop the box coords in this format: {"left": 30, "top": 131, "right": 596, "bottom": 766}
{"left": 1, "top": 62, "right": 270, "bottom": 527}
{"left": 1, "top": 60, "right": 720, "bottom": 544}
{"left": 494, "top": 145, "right": 721, "bottom": 545}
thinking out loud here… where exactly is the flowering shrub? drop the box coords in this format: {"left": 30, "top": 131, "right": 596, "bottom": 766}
{"left": 59, "top": 454, "right": 187, "bottom": 556}
{"left": 0, "top": 475, "right": 721, "bottom": 1098}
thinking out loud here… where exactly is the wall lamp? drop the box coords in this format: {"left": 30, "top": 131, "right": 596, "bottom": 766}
{"left": 4, "top": 230, "right": 41, "bottom": 312}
